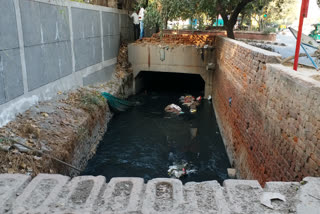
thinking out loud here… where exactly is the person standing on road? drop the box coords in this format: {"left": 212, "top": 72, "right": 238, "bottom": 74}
{"left": 138, "top": 6, "right": 145, "bottom": 39}
{"left": 129, "top": 10, "right": 140, "bottom": 40}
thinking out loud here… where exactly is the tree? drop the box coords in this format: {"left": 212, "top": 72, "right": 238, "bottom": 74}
{"left": 143, "top": 0, "right": 274, "bottom": 39}
{"left": 143, "top": 0, "right": 186, "bottom": 31}
{"left": 216, "top": 0, "right": 255, "bottom": 39}
{"left": 198, "top": 0, "right": 219, "bottom": 26}
{"left": 266, "top": 0, "right": 298, "bottom": 26}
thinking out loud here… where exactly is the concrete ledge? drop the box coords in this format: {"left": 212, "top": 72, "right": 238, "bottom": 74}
{"left": 163, "top": 29, "right": 277, "bottom": 41}
{"left": 1, "top": 174, "right": 319, "bottom": 213}
{"left": 27, "top": 0, "right": 128, "bottom": 14}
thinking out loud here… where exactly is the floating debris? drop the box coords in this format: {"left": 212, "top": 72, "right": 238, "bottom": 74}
{"left": 164, "top": 104, "right": 183, "bottom": 115}
{"left": 168, "top": 160, "right": 197, "bottom": 179}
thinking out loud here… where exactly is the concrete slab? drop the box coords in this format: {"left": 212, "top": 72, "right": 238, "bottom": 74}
{"left": 0, "top": 0, "right": 19, "bottom": 50}
{"left": 57, "top": 41, "right": 73, "bottom": 78}
{"left": 101, "top": 177, "right": 145, "bottom": 213}
{"left": 0, "top": 63, "right": 5, "bottom": 104}
{"left": 39, "top": 2, "right": 70, "bottom": 43}
{"left": 52, "top": 176, "right": 106, "bottom": 213}
{"left": 264, "top": 181, "right": 300, "bottom": 213}
{"left": 19, "top": 0, "right": 42, "bottom": 47}
{"left": 142, "top": 178, "right": 184, "bottom": 213}
{"left": 24, "top": 45, "right": 45, "bottom": 91}
{"left": 20, "top": 1, "right": 70, "bottom": 44}
{"left": 72, "top": 7, "right": 101, "bottom": 40}
{"left": 183, "top": 181, "right": 230, "bottom": 214}
{"left": 74, "top": 37, "right": 102, "bottom": 71}
{"left": 223, "top": 179, "right": 265, "bottom": 213}
{"left": 0, "top": 49, "right": 24, "bottom": 103}
{"left": 25, "top": 41, "right": 72, "bottom": 91}
{"left": 13, "top": 174, "right": 70, "bottom": 213}
{"left": 0, "top": 174, "right": 31, "bottom": 214}
{"left": 83, "top": 64, "right": 115, "bottom": 86}
{"left": 296, "top": 177, "right": 320, "bottom": 214}
{"left": 102, "top": 12, "right": 119, "bottom": 36}
{"left": 103, "top": 35, "right": 119, "bottom": 61}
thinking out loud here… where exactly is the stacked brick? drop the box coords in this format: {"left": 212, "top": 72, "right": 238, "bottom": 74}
{"left": 213, "top": 37, "right": 320, "bottom": 185}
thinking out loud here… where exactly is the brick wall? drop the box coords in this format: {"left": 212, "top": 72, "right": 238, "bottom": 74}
{"left": 213, "top": 37, "right": 320, "bottom": 185}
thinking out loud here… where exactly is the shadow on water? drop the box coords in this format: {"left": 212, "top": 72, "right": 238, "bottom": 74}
{"left": 82, "top": 72, "right": 231, "bottom": 184}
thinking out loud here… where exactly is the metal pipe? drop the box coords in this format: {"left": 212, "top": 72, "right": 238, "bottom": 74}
{"left": 294, "top": 0, "right": 309, "bottom": 71}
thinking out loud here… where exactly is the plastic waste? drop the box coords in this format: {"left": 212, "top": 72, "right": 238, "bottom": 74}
{"left": 164, "top": 104, "right": 182, "bottom": 114}
{"left": 260, "top": 192, "right": 286, "bottom": 209}
{"left": 168, "top": 161, "right": 197, "bottom": 179}
{"left": 168, "top": 163, "right": 187, "bottom": 178}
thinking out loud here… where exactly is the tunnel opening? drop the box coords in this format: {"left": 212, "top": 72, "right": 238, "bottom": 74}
{"left": 135, "top": 71, "right": 205, "bottom": 95}
{"left": 82, "top": 70, "right": 231, "bottom": 184}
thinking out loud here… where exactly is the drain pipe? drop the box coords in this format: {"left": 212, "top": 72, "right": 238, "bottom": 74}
{"left": 160, "top": 46, "right": 169, "bottom": 61}
{"left": 14, "top": 141, "right": 82, "bottom": 172}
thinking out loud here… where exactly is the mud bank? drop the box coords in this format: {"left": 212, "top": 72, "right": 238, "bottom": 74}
{"left": 0, "top": 45, "right": 133, "bottom": 177}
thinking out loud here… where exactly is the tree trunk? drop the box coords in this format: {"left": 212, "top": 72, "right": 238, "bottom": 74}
{"left": 217, "top": 0, "right": 254, "bottom": 38}
{"left": 164, "top": 17, "right": 169, "bottom": 29}
{"left": 226, "top": 24, "right": 235, "bottom": 39}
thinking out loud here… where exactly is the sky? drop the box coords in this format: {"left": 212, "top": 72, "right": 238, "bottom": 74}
{"left": 303, "top": 0, "right": 320, "bottom": 20}
{"left": 293, "top": 0, "right": 320, "bottom": 34}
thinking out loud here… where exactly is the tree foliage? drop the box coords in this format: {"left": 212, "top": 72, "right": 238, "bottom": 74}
{"left": 143, "top": 0, "right": 186, "bottom": 30}
{"left": 141, "top": 0, "right": 291, "bottom": 39}
{"left": 266, "top": 0, "right": 297, "bottom": 25}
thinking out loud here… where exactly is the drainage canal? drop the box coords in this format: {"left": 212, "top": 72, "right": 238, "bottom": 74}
{"left": 82, "top": 72, "right": 231, "bottom": 184}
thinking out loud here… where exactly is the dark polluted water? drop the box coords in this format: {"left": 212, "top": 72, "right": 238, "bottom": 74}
{"left": 82, "top": 91, "right": 231, "bottom": 184}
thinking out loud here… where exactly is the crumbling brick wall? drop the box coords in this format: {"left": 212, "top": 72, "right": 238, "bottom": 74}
{"left": 213, "top": 37, "right": 320, "bottom": 185}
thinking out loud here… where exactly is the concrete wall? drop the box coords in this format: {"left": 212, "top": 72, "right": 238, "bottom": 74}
{"left": 213, "top": 36, "right": 320, "bottom": 184}
{"left": 0, "top": 0, "right": 133, "bottom": 127}
{"left": 128, "top": 43, "right": 215, "bottom": 97}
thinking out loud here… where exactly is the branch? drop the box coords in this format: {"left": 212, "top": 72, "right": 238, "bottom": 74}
{"left": 229, "top": 0, "right": 254, "bottom": 26}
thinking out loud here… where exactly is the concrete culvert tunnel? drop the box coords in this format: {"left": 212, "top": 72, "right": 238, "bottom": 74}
{"left": 135, "top": 71, "right": 206, "bottom": 94}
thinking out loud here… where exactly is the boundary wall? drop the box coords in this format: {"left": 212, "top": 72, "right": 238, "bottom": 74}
{"left": 0, "top": 0, "right": 133, "bottom": 127}
{"left": 213, "top": 36, "right": 320, "bottom": 184}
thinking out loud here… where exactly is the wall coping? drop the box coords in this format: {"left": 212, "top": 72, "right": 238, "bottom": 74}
{"left": 268, "top": 63, "right": 320, "bottom": 90}
{"left": 217, "top": 36, "right": 282, "bottom": 58}
{"left": 28, "top": 0, "right": 128, "bottom": 14}
{"left": 1, "top": 174, "right": 319, "bottom": 213}
{"left": 164, "top": 29, "right": 276, "bottom": 36}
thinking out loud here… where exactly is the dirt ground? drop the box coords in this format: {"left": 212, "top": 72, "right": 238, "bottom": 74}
{"left": 0, "top": 43, "right": 132, "bottom": 176}
{"left": 135, "top": 33, "right": 215, "bottom": 47}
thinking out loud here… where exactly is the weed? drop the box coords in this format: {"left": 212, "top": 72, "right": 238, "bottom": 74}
{"left": 80, "top": 91, "right": 106, "bottom": 113}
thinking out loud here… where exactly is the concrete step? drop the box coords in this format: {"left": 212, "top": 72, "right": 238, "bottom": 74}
{"left": 1, "top": 174, "right": 319, "bottom": 213}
